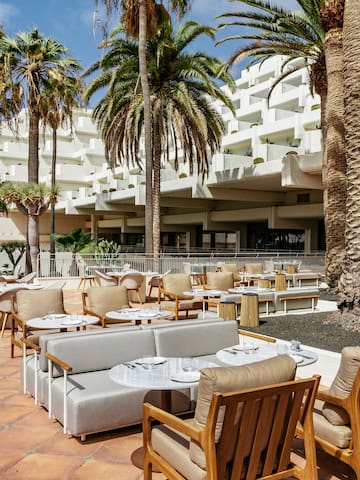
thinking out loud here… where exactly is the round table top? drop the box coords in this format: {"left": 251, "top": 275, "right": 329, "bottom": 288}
{"left": 26, "top": 314, "right": 99, "bottom": 330}
{"left": 105, "top": 308, "right": 172, "bottom": 322}
{"left": 0, "top": 283, "right": 44, "bottom": 293}
{"left": 109, "top": 357, "right": 218, "bottom": 390}
{"left": 216, "top": 344, "right": 318, "bottom": 367}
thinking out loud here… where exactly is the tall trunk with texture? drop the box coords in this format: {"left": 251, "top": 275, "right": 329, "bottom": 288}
{"left": 28, "top": 213, "right": 40, "bottom": 273}
{"left": 50, "top": 128, "right": 57, "bottom": 274}
{"left": 153, "top": 110, "right": 161, "bottom": 270}
{"left": 28, "top": 88, "right": 40, "bottom": 184}
{"left": 138, "top": 0, "right": 153, "bottom": 258}
{"left": 322, "top": 26, "right": 346, "bottom": 289}
{"left": 339, "top": 0, "right": 360, "bottom": 313}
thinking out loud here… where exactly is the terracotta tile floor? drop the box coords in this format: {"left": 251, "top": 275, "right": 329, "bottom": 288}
{"left": 0, "top": 289, "right": 356, "bottom": 479}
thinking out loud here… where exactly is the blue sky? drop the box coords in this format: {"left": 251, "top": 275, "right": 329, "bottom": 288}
{"left": 0, "top": 0, "right": 299, "bottom": 104}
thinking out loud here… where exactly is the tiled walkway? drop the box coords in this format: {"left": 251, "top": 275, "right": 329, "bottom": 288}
{"left": 0, "top": 289, "right": 356, "bottom": 479}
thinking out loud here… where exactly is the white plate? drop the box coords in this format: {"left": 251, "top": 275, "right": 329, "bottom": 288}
{"left": 290, "top": 354, "right": 304, "bottom": 364}
{"left": 135, "top": 356, "right": 167, "bottom": 366}
{"left": 232, "top": 344, "right": 259, "bottom": 352}
{"left": 50, "top": 314, "right": 67, "bottom": 319}
{"left": 139, "top": 312, "right": 158, "bottom": 318}
{"left": 171, "top": 371, "right": 200, "bottom": 383}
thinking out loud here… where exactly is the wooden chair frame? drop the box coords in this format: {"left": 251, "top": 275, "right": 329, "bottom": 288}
{"left": 81, "top": 291, "right": 131, "bottom": 328}
{"left": 158, "top": 282, "right": 202, "bottom": 320}
{"left": 298, "top": 367, "right": 360, "bottom": 478}
{"left": 143, "top": 376, "right": 320, "bottom": 480}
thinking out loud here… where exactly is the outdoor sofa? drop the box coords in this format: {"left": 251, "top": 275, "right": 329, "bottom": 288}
{"left": 23, "top": 318, "right": 240, "bottom": 440}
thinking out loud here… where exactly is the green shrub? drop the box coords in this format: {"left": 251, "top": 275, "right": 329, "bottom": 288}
{"left": 253, "top": 157, "right": 265, "bottom": 164}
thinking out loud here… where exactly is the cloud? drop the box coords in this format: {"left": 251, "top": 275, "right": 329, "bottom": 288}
{"left": 0, "top": 2, "right": 18, "bottom": 23}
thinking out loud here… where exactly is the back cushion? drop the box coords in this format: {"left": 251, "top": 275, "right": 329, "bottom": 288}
{"left": 322, "top": 346, "right": 360, "bottom": 425}
{"left": 87, "top": 285, "right": 129, "bottom": 316}
{"left": 245, "top": 263, "right": 264, "bottom": 274}
{"left": 190, "top": 355, "right": 297, "bottom": 469}
{"left": 47, "top": 329, "right": 156, "bottom": 376}
{"left": 16, "top": 289, "right": 65, "bottom": 320}
{"left": 154, "top": 320, "right": 238, "bottom": 357}
{"left": 206, "top": 272, "right": 234, "bottom": 290}
{"left": 163, "top": 274, "right": 192, "bottom": 300}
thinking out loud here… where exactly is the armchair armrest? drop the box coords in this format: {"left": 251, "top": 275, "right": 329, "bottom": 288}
{"left": 23, "top": 337, "right": 41, "bottom": 352}
{"left": 238, "top": 329, "right": 276, "bottom": 343}
{"left": 161, "top": 288, "right": 181, "bottom": 301}
{"left": 82, "top": 306, "right": 105, "bottom": 327}
{"left": 143, "top": 402, "right": 203, "bottom": 444}
{"left": 316, "top": 389, "right": 347, "bottom": 408}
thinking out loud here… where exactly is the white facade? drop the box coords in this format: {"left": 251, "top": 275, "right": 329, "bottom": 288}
{"left": 0, "top": 56, "right": 324, "bottom": 252}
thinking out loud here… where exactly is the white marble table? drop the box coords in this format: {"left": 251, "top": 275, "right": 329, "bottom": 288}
{"left": 216, "top": 343, "right": 318, "bottom": 368}
{"left": 183, "top": 288, "right": 227, "bottom": 317}
{"left": 26, "top": 314, "right": 99, "bottom": 331}
{"left": 105, "top": 307, "right": 172, "bottom": 325}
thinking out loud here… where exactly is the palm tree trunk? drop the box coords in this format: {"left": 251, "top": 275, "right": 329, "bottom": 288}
{"left": 339, "top": 0, "right": 360, "bottom": 313}
{"left": 153, "top": 108, "right": 161, "bottom": 271}
{"left": 322, "top": 15, "right": 346, "bottom": 289}
{"left": 28, "top": 89, "right": 40, "bottom": 183}
{"left": 50, "top": 128, "right": 57, "bottom": 275}
{"left": 138, "top": 0, "right": 153, "bottom": 258}
{"left": 28, "top": 214, "right": 40, "bottom": 273}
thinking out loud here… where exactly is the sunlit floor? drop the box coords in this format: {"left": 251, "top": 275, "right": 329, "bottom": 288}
{"left": 0, "top": 288, "right": 356, "bottom": 479}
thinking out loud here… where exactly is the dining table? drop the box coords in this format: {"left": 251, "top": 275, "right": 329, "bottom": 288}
{"left": 26, "top": 313, "right": 100, "bottom": 332}
{"left": 108, "top": 356, "right": 218, "bottom": 471}
{"left": 183, "top": 288, "right": 227, "bottom": 318}
{"left": 105, "top": 307, "right": 172, "bottom": 325}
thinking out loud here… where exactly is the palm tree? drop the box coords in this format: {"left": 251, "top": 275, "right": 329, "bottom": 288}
{"left": 40, "top": 73, "right": 82, "bottom": 262}
{"left": 339, "top": 0, "right": 360, "bottom": 314}
{"left": 0, "top": 182, "right": 57, "bottom": 272}
{"left": 95, "top": 0, "right": 191, "bottom": 256}
{"left": 217, "top": 0, "right": 346, "bottom": 290}
{"left": 0, "top": 28, "right": 82, "bottom": 271}
{"left": 83, "top": 19, "right": 235, "bottom": 258}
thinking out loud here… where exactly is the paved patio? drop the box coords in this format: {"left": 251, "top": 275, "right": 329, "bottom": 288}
{"left": 0, "top": 288, "right": 356, "bottom": 479}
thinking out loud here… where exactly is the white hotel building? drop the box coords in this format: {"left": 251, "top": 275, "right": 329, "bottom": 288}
{"left": 0, "top": 56, "right": 324, "bottom": 253}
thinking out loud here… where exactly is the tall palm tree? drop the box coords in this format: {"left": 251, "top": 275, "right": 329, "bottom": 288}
{"left": 0, "top": 182, "right": 57, "bottom": 272}
{"left": 217, "top": 0, "right": 346, "bottom": 290}
{"left": 40, "top": 73, "right": 82, "bottom": 262}
{"left": 95, "top": 0, "right": 191, "bottom": 256}
{"left": 339, "top": 0, "right": 360, "bottom": 314}
{"left": 83, "top": 19, "right": 234, "bottom": 257}
{"left": 0, "top": 28, "right": 81, "bottom": 271}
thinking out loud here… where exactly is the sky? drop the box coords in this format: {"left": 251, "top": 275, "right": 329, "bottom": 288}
{"left": 0, "top": 0, "right": 300, "bottom": 100}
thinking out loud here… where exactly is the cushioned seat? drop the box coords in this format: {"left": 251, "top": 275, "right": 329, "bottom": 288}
{"left": 82, "top": 285, "right": 130, "bottom": 327}
{"left": 160, "top": 274, "right": 203, "bottom": 320}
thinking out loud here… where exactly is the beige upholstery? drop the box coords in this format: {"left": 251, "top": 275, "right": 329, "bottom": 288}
{"left": 313, "top": 400, "right": 352, "bottom": 448}
{"left": 190, "top": 355, "right": 297, "bottom": 468}
{"left": 205, "top": 272, "right": 233, "bottom": 291}
{"left": 83, "top": 285, "right": 130, "bottom": 327}
{"left": 322, "top": 346, "right": 360, "bottom": 425}
{"left": 17, "top": 272, "right": 36, "bottom": 284}
{"left": 16, "top": 288, "right": 65, "bottom": 321}
{"left": 94, "top": 270, "right": 117, "bottom": 286}
{"left": 118, "top": 272, "right": 145, "bottom": 304}
{"left": 218, "top": 263, "right": 241, "bottom": 281}
{"left": 244, "top": 262, "right": 264, "bottom": 274}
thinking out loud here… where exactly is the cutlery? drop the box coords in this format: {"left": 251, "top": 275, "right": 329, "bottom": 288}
{"left": 224, "top": 348, "right": 239, "bottom": 354}
{"left": 122, "top": 362, "right": 136, "bottom": 369}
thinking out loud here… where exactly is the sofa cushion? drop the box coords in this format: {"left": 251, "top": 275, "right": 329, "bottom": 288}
{"left": 163, "top": 274, "right": 193, "bottom": 300}
{"left": 16, "top": 288, "right": 65, "bottom": 321}
{"left": 153, "top": 321, "right": 239, "bottom": 358}
{"left": 86, "top": 285, "right": 129, "bottom": 316}
{"left": 322, "top": 346, "right": 360, "bottom": 425}
{"left": 190, "top": 355, "right": 297, "bottom": 469}
{"left": 47, "top": 329, "right": 156, "bottom": 377}
{"left": 205, "top": 272, "right": 233, "bottom": 290}
{"left": 219, "top": 264, "right": 241, "bottom": 281}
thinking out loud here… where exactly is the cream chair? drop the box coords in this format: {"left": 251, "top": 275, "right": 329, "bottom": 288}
{"left": 11, "top": 288, "right": 66, "bottom": 357}
{"left": 95, "top": 269, "right": 117, "bottom": 286}
{"left": 118, "top": 272, "right": 145, "bottom": 304}
{"left": 160, "top": 273, "right": 202, "bottom": 320}
{"left": 148, "top": 269, "right": 171, "bottom": 300}
{"left": 16, "top": 272, "right": 36, "bottom": 284}
{"left": 218, "top": 263, "right": 242, "bottom": 281}
{"left": 0, "top": 287, "right": 24, "bottom": 338}
{"left": 82, "top": 285, "right": 130, "bottom": 328}
{"left": 143, "top": 355, "right": 320, "bottom": 480}
{"left": 300, "top": 346, "right": 360, "bottom": 479}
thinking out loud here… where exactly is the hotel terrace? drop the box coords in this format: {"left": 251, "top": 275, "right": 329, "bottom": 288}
{"left": 0, "top": 55, "right": 323, "bottom": 254}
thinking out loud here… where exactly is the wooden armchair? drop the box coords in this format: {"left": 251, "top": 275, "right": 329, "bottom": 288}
{"left": 82, "top": 285, "right": 131, "bottom": 327}
{"left": 298, "top": 346, "right": 360, "bottom": 478}
{"left": 11, "top": 288, "right": 66, "bottom": 358}
{"left": 159, "top": 273, "right": 202, "bottom": 320}
{"left": 143, "top": 355, "right": 320, "bottom": 479}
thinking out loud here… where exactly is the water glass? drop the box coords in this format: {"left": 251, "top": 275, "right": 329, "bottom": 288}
{"left": 276, "top": 344, "right": 289, "bottom": 356}
{"left": 290, "top": 340, "right": 302, "bottom": 353}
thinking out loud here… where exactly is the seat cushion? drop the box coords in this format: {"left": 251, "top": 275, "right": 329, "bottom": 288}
{"left": 322, "top": 346, "right": 360, "bottom": 425}
{"left": 16, "top": 289, "right": 65, "bottom": 320}
{"left": 86, "top": 285, "right": 129, "bottom": 316}
{"left": 313, "top": 400, "right": 352, "bottom": 448}
{"left": 245, "top": 263, "right": 264, "bottom": 274}
{"left": 190, "top": 355, "right": 297, "bottom": 469}
{"left": 162, "top": 300, "right": 203, "bottom": 310}
{"left": 219, "top": 264, "right": 241, "bottom": 281}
